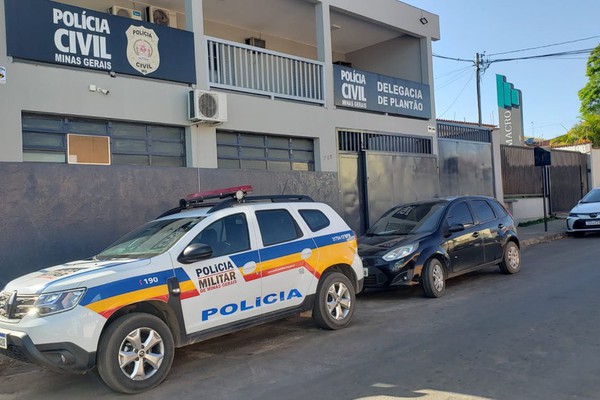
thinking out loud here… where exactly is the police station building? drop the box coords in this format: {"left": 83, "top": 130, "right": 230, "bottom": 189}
{"left": 0, "top": 0, "right": 441, "bottom": 283}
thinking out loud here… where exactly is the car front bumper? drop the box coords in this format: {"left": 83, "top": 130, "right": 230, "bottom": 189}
{"left": 0, "top": 328, "right": 95, "bottom": 373}
{"left": 361, "top": 257, "right": 417, "bottom": 288}
{"left": 566, "top": 216, "right": 600, "bottom": 233}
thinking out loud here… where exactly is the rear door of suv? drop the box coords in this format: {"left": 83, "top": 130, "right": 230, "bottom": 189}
{"left": 251, "top": 205, "right": 318, "bottom": 314}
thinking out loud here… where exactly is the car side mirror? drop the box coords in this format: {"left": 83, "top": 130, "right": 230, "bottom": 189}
{"left": 448, "top": 223, "right": 465, "bottom": 233}
{"left": 178, "top": 243, "right": 213, "bottom": 264}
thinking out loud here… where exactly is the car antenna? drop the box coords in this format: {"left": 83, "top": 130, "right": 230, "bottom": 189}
{"left": 281, "top": 178, "right": 289, "bottom": 195}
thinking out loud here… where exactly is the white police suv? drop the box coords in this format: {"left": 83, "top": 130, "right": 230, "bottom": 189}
{"left": 0, "top": 186, "right": 363, "bottom": 393}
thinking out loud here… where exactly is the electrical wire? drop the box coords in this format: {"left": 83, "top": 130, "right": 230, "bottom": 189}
{"left": 434, "top": 65, "right": 472, "bottom": 80}
{"left": 438, "top": 70, "right": 475, "bottom": 118}
{"left": 488, "top": 35, "right": 600, "bottom": 56}
{"left": 437, "top": 67, "right": 473, "bottom": 90}
{"left": 433, "top": 53, "right": 474, "bottom": 63}
{"left": 490, "top": 48, "right": 593, "bottom": 63}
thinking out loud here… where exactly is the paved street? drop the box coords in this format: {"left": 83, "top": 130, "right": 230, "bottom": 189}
{"left": 2, "top": 234, "right": 600, "bottom": 399}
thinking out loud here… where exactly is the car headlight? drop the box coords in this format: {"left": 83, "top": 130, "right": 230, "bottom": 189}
{"left": 569, "top": 213, "right": 579, "bottom": 217}
{"left": 382, "top": 243, "right": 418, "bottom": 262}
{"left": 33, "top": 289, "right": 86, "bottom": 316}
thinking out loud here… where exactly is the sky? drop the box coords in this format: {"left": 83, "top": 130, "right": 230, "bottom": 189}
{"left": 403, "top": 0, "right": 600, "bottom": 140}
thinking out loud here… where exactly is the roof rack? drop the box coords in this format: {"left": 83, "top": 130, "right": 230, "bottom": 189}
{"left": 182, "top": 185, "right": 253, "bottom": 208}
{"left": 156, "top": 185, "right": 253, "bottom": 219}
{"left": 156, "top": 186, "right": 314, "bottom": 218}
{"left": 208, "top": 194, "right": 314, "bottom": 213}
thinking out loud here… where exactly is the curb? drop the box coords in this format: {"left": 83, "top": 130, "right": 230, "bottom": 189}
{"left": 521, "top": 232, "right": 567, "bottom": 249}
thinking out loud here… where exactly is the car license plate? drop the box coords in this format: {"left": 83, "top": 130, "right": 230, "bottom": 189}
{"left": 585, "top": 220, "right": 600, "bottom": 226}
{"left": 363, "top": 267, "right": 369, "bottom": 277}
{"left": 0, "top": 332, "right": 6, "bottom": 349}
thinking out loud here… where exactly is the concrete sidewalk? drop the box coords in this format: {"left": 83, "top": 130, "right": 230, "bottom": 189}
{"left": 518, "top": 217, "right": 567, "bottom": 249}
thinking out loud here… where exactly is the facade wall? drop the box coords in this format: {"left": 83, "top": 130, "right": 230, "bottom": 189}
{"left": 347, "top": 36, "right": 423, "bottom": 83}
{"left": 0, "top": 0, "right": 442, "bottom": 282}
{"left": 0, "top": 162, "right": 339, "bottom": 287}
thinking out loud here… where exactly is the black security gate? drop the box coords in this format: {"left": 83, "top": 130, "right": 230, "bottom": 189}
{"left": 338, "top": 130, "right": 438, "bottom": 234}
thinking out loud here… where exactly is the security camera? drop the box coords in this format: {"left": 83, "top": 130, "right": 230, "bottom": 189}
{"left": 98, "top": 88, "right": 110, "bottom": 95}
{"left": 109, "top": 71, "right": 116, "bottom": 78}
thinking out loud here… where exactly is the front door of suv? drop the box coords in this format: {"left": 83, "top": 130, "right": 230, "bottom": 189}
{"left": 444, "top": 201, "right": 484, "bottom": 273}
{"left": 177, "top": 211, "right": 262, "bottom": 333}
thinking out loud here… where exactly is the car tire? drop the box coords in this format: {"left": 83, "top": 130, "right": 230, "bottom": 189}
{"left": 422, "top": 258, "right": 446, "bottom": 298}
{"left": 312, "top": 271, "right": 356, "bottom": 330}
{"left": 498, "top": 241, "right": 521, "bottom": 274}
{"left": 97, "top": 313, "right": 175, "bottom": 394}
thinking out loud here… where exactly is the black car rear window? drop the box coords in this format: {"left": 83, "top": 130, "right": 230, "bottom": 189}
{"left": 489, "top": 200, "right": 508, "bottom": 219}
{"left": 472, "top": 200, "right": 496, "bottom": 223}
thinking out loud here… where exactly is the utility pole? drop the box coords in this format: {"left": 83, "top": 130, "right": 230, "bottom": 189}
{"left": 475, "top": 52, "right": 482, "bottom": 126}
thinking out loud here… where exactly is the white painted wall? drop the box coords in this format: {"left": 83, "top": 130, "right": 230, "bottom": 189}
{"left": 505, "top": 197, "right": 549, "bottom": 224}
{"left": 0, "top": 0, "right": 440, "bottom": 171}
{"left": 347, "top": 36, "right": 423, "bottom": 83}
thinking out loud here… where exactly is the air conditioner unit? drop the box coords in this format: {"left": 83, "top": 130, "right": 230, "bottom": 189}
{"left": 109, "top": 6, "right": 143, "bottom": 20}
{"left": 245, "top": 37, "right": 266, "bottom": 49}
{"left": 147, "top": 6, "right": 177, "bottom": 28}
{"left": 188, "top": 90, "right": 228, "bottom": 123}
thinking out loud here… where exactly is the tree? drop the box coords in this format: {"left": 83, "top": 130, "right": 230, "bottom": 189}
{"left": 551, "top": 113, "right": 600, "bottom": 147}
{"left": 578, "top": 43, "right": 600, "bottom": 115}
{"left": 554, "top": 43, "right": 600, "bottom": 147}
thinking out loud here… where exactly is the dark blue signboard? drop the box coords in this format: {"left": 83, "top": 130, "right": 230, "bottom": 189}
{"left": 4, "top": 0, "right": 196, "bottom": 84}
{"left": 333, "top": 65, "right": 431, "bottom": 119}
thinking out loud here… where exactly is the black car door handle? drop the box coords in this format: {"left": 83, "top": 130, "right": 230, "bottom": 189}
{"left": 472, "top": 232, "right": 480, "bottom": 238}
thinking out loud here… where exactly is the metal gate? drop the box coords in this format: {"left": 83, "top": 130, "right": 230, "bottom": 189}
{"left": 549, "top": 150, "right": 588, "bottom": 212}
{"left": 364, "top": 152, "right": 439, "bottom": 226}
{"left": 438, "top": 138, "right": 494, "bottom": 197}
{"left": 338, "top": 130, "right": 440, "bottom": 233}
{"left": 500, "top": 145, "right": 589, "bottom": 213}
{"left": 339, "top": 153, "right": 366, "bottom": 234}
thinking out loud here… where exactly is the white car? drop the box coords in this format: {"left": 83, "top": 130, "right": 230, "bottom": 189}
{"left": 567, "top": 187, "right": 600, "bottom": 236}
{"left": 0, "top": 186, "right": 363, "bottom": 393}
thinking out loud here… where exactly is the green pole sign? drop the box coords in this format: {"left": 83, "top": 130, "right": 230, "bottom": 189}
{"left": 496, "top": 74, "right": 524, "bottom": 146}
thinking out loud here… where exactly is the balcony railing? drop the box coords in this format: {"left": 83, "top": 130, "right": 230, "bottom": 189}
{"left": 206, "top": 37, "right": 325, "bottom": 105}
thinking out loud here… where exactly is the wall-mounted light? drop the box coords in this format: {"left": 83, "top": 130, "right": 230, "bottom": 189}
{"left": 88, "top": 84, "right": 110, "bottom": 95}
{"left": 420, "top": 16, "right": 428, "bottom": 25}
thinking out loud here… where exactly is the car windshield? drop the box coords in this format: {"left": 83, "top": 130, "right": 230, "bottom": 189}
{"left": 581, "top": 189, "right": 600, "bottom": 203}
{"left": 95, "top": 217, "right": 204, "bottom": 260}
{"left": 366, "top": 201, "right": 447, "bottom": 236}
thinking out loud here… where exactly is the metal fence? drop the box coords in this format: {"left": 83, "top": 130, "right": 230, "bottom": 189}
{"left": 500, "top": 146, "right": 543, "bottom": 196}
{"left": 500, "top": 145, "right": 588, "bottom": 212}
{"left": 207, "top": 37, "right": 324, "bottom": 104}
{"left": 437, "top": 121, "right": 492, "bottom": 143}
{"left": 338, "top": 130, "right": 432, "bottom": 154}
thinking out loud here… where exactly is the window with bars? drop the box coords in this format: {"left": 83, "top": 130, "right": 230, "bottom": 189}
{"left": 216, "top": 130, "right": 314, "bottom": 171}
{"left": 22, "top": 113, "right": 186, "bottom": 167}
{"left": 338, "top": 130, "right": 432, "bottom": 154}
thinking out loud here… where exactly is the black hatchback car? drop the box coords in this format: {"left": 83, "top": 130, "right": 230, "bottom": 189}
{"left": 359, "top": 196, "right": 520, "bottom": 297}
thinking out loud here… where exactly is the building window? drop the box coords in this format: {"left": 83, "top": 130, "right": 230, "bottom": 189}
{"left": 22, "top": 113, "right": 186, "bottom": 167}
{"left": 216, "top": 130, "right": 315, "bottom": 171}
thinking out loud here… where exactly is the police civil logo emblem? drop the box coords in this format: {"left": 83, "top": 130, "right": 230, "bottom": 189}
{"left": 126, "top": 26, "right": 160, "bottom": 75}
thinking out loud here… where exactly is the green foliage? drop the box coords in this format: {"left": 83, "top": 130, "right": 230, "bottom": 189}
{"left": 551, "top": 113, "right": 600, "bottom": 147}
{"left": 578, "top": 44, "right": 600, "bottom": 115}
